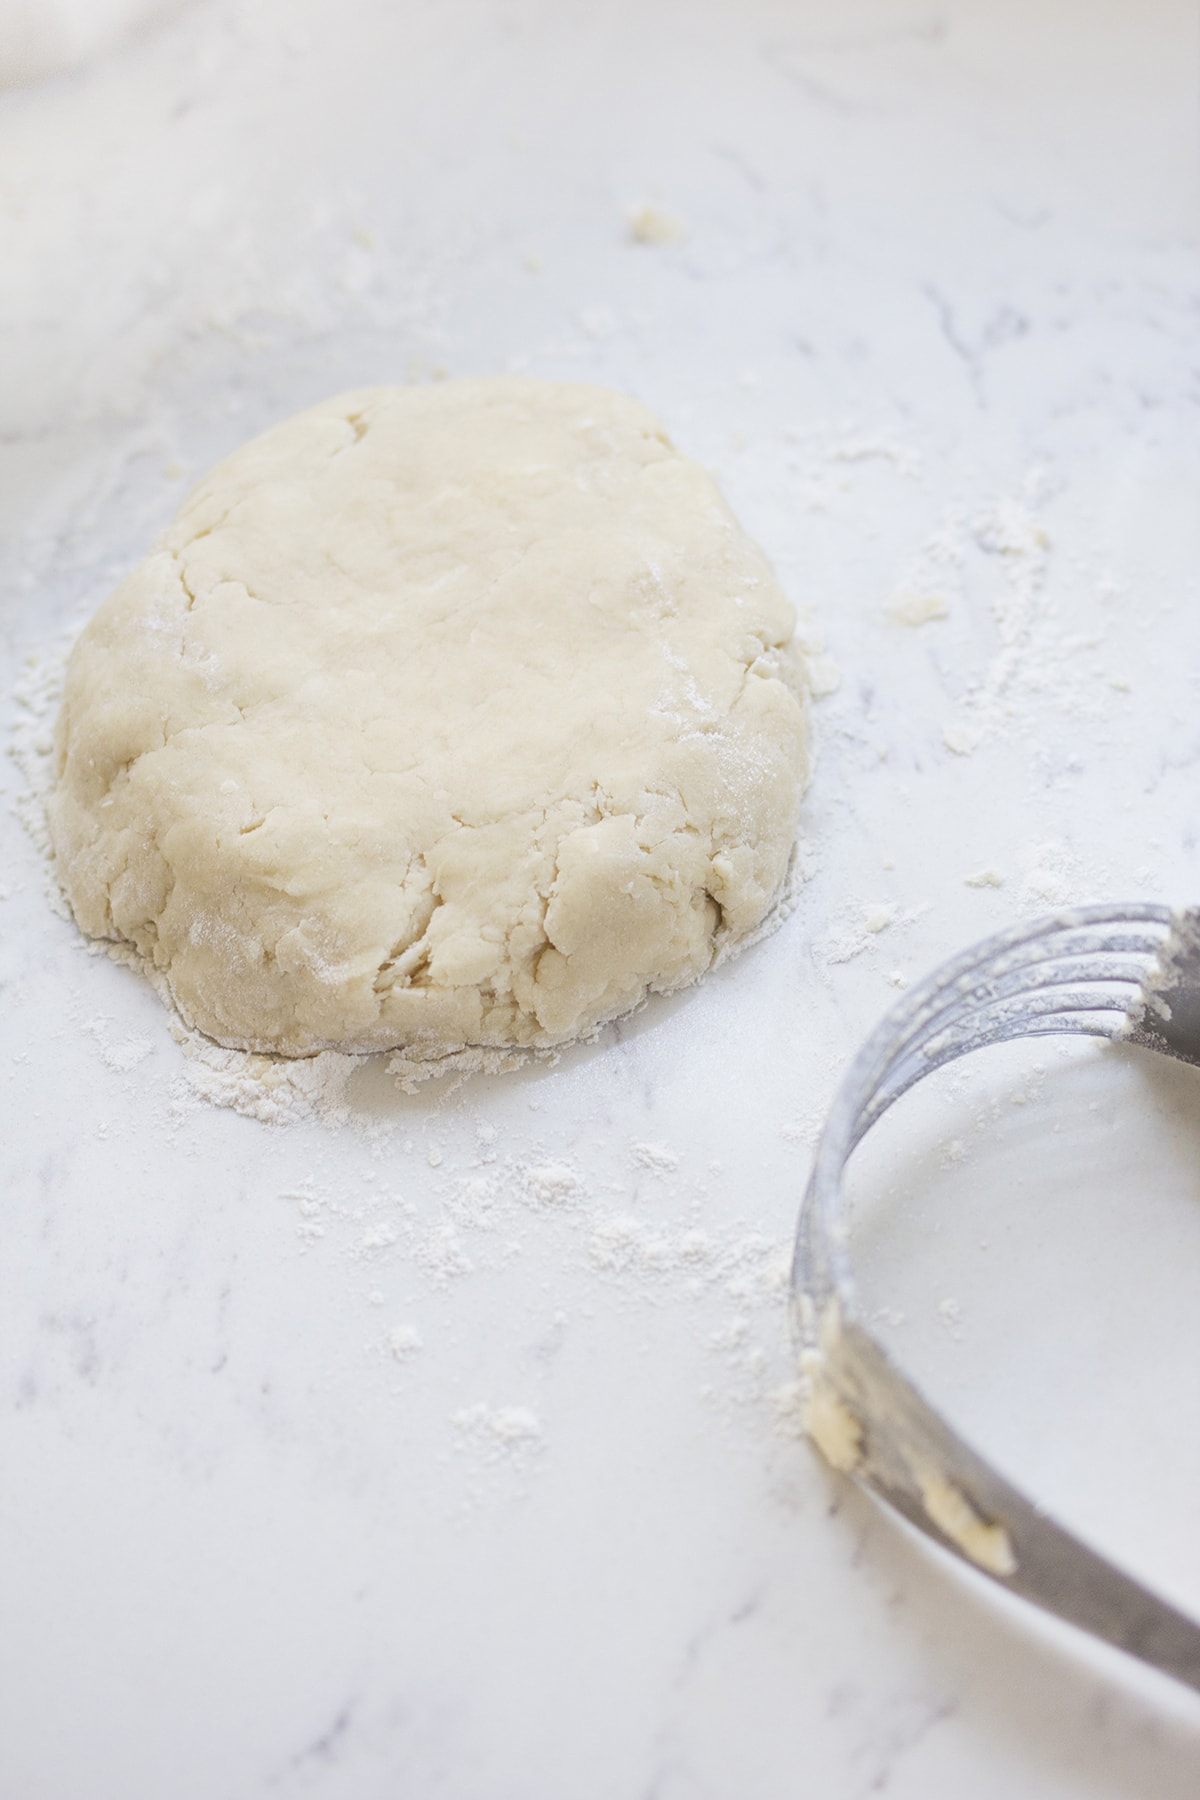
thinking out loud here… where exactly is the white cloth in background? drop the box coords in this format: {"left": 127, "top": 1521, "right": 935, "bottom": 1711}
{"left": 0, "top": 0, "right": 191, "bottom": 89}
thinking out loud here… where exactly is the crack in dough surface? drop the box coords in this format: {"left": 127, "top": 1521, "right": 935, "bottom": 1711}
{"left": 50, "top": 377, "right": 810, "bottom": 1060}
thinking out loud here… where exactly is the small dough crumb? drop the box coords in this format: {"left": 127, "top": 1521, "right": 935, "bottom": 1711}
{"left": 942, "top": 721, "right": 978, "bottom": 756}
{"left": 799, "top": 1348, "right": 864, "bottom": 1474}
{"left": 627, "top": 203, "right": 687, "bottom": 245}
{"left": 913, "top": 1464, "right": 1017, "bottom": 1577}
{"left": 887, "top": 590, "right": 949, "bottom": 626}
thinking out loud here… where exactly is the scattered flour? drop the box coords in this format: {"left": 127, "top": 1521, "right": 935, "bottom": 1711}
{"left": 167, "top": 1029, "right": 364, "bottom": 1128}
{"left": 9, "top": 629, "right": 78, "bottom": 912}
{"left": 413, "top": 1223, "right": 474, "bottom": 1285}
{"left": 254, "top": 1129, "right": 802, "bottom": 1467}
{"left": 452, "top": 1401, "right": 543, "bottom": 1454}
{"left": 521, "top": 1162, "right": 580, "bottom": 1205}
{"left": 816, "top": 901, "right": 916, "bottom": 967}
{"left": 937, "top": 1297, "right": 963, "bottom": 1337}
{"left": 770, "top": 1379, "right": 808, "bottom": 1441}
{"left": 586, "top": 1213, "right": 789, "bottom": 1309}
{"left": 1017, "top": 840, "right": 1087, "bottom": 910}
{"left": 632, "top": 1141, "right": 680, "bottom": 1174}
{"left": 936, "top": 490, "right": 1062, "bottom": 753}
{"left": 80, "top": 1017, "right": 156, "bottom": 1074}
{"left": 358, "top": 1222, "right": 400, "bottom": 1254}
{"left": 101, "top": 1035, "right": 154, "bottom": 1073}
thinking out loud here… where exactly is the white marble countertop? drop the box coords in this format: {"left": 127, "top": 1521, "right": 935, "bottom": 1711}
{"left": 2, "top": 2, "right": 1200, "bottom": 1794}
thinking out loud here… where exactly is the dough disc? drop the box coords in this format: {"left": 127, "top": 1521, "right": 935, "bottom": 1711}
{"left": 51, "top": 378, "right": 810, "bottom": 1061}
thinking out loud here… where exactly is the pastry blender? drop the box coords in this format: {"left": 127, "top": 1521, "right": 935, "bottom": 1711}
{"left": 792, "top": 903, "right": 1200, "bottom": 1693}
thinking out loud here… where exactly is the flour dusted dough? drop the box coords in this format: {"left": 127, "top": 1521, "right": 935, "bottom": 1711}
{"left": 51, "top": 379, "right": 809, "bottom": 1061}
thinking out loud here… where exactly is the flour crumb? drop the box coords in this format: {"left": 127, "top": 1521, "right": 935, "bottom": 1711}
{"left": 937, "top": 1297, "right": 963, "bottom": 1334}
{"left": 102, "top": 1035, "right": 154, "bottom": 1073}
{"left": 387, "top": 1325, "right": 423, "bottom": 1359}
{"left": 677, "top": 1229, "right": 716, "bottom": 1265}
{"left": 522, "top": 1161, "right": 579, "bottom": 1204}
{"left": 710, "top": 1315, "right": 750, "bottom": 1352}
{"left": 964, "top": 868, "right": 1004, "bottom": 888}
{"left": 1019, "top": 841, "right": 1082, "bottom": 909}
{"left": 821, "top": 902, "right": 911, "bottom": 966}
{"left": 633, "top": 1141, "right": 680, "bottom": 1173}
{"left": 771, "top": 1380, "right": 808, "bottom": 1440}
{"left": 452, "top": 1401, "right": 543, "bottom": 1452}
{"left": 589, "top": 1214, "right": 670, "bottom": 1274}
{"left": 414, "top": 1223, "right": 473, "bottom": 1284}
{"left": 870, "top": 1306, "right": 906, "bottom": 1328}
{"left": 358, "top": 1222, "right": 399, "bottom": 1255}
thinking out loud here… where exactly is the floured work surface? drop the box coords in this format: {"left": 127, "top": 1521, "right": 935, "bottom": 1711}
{"left": 4, "top": 0, "right": 1200, "bottom": 1795}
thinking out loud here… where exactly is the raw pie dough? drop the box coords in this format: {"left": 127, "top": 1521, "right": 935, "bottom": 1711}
{"left": 51, "top": 378, "right": 810, "bottom": 1061}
